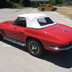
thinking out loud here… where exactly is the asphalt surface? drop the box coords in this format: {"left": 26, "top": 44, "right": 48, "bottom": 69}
{"left": 0, "top": 8, "right": 72, "bottom": 72}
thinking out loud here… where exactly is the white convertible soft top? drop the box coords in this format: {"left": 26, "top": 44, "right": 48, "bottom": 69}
{"left": 18, "top": 14, "right": 56, "bottom": 29}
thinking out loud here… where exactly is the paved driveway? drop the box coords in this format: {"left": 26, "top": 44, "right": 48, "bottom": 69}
{"left": 0, "top": 8, "right": 72, "bottom": 72}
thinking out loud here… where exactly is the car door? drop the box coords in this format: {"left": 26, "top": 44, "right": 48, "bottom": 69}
{"left": 5, "top": 17, "right": 27, "bottom": 42}
{"left": 15, "top": 26, "right": 25, "bottom": 42}
{"left": 0, "top": 24, "right": 7, "bottom": 36}
{"left": 5, "top": 24, "right": 26, "bottom": 42}
{"left": 47, "top": 5, "right": 53, "bottom": 10}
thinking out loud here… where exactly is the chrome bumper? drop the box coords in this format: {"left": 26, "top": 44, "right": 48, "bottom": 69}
{"left": 50, "top": 46, "right": 72, "bottom": 50}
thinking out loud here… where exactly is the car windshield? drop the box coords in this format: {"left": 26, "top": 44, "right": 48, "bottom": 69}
{"left": 39, "top": 4, "right": 47, "bottom": 7}
{"left": 37, "top": 17, "right": 54, "bottom": 26}
{"left": 13, "top": 17, "right": 26, "bottom": 25}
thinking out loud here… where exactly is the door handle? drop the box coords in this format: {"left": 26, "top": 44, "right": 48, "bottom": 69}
{"left": 13, "top": 26, "right": 16, "bottom": 29}
{"left": 20, "top": 31, "right": 24, "bottom": 34}
{"left": 1, "top": 26, "right": 3, "bottom": 28}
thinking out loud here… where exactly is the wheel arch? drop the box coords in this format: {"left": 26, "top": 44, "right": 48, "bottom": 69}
{"left": 26, "top": 36, "right": 44, "bottom": 48}
{"left": 41, "top": 8, "right": 45, "bottom": 11}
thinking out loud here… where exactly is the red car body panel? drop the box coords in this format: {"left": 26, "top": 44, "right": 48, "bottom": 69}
{"left": 0, "top": 20, "right": 72, "bottom": 51}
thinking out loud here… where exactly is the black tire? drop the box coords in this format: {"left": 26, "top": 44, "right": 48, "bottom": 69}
{"left": 41, "top": 8, "right": 45, "bottom": 11}
{"left": 27, "top": 38, "right": 44, "bottom": 57}
{"left": 0, "top": 34, "right": 3, "bottom": 40}
{"left": 52, "top": 8, "right": 56, "bottom": 11}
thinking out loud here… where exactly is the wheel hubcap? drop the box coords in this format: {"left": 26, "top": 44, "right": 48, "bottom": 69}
{"left": 31, "top": 45, "right": 37, "bottom": 50}
{"left": 29, "top": 41, "right": 39, "bottom": 54}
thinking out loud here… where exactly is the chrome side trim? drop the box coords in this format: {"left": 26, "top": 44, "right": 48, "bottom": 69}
{"left": 3, "top": 36, "right": 26, "bottom": 46}
{"left": 49, "top": 46, "right": 72, "bottom": 50}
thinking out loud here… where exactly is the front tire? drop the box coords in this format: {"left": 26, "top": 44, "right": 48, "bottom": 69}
{"left": 52, "top": 8, "right": 56, "bottom": 11}
{"left": 27, "top": 38, "right": 44, "bottom": 57}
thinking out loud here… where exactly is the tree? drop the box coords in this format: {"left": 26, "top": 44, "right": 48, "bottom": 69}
{"left": 19, "top": 0, "right": 25, "bottom": 6}
{"left": 0, "top": 0, "right": 16, "bottom": 8}
{"left": 10, "top": 0, "right": 20, "bottom": 3}
{"left": 49, "top": 0, "right": 56, "bottom": 5}
{"left": 63, "top": 0, "right": 70, "bottom": 5}
{"left": 24, "top": 0, "right": 30, "bottom": 7}
{"left": 19, "top": 0, "right": 30, "bottom": 7}
{"left": 56, "top": 0, "right": 63, "bottom": 4}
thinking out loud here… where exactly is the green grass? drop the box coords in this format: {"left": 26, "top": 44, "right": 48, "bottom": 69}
{"left": 56, "top": 6, "right": 72, "bottom": 20}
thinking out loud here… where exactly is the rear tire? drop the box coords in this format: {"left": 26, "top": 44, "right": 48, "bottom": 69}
{"left": 0, "top": 34, "right": 3, "bottom": 40}
{"left": 41, "top": 8, "right": 45, "bottom": 11}
{"left": 27, "top": 38, "right": 44, "bottom": 57}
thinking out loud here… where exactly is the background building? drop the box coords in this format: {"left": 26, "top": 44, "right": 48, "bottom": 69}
{"left": 30, "top": 0, "right": 50, "bottom": 7}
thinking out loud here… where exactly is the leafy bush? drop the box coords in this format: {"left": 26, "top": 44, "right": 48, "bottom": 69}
{"left": 19, "top": 0, "right": 30, "bottom": 7}
{"left": 0, "top": 0, "right": 16, "bottom": 8}
{"left": 0, "top": 0, "right": 24, "bottom": 8}
{"left": 14, "top": 3, "right": 24, "bottom": 8}
{"left": 56, "top": 0, "right": 63, "bottom": 4}
{"left": 19, "top": 0, "right": 25, "bottom": 6}
{"left": 49, "top": 0, "right": 63, "bottom": 5}
{"left": 49, "top": 0, "right": 56, "bottom": 5}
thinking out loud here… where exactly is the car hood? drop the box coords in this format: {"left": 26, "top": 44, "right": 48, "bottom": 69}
{"left": 41, "top": 24, "right": 72, "bottom": 43}
{"left": 1, "top": 21, "right": 14, "bottom": 25}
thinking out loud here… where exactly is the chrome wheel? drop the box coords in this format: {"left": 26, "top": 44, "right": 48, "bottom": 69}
{"left": 27, "top": 38, "right": 44, "bottom": 57}
{"left": 29, "top": 41, "right": 39, "bottom": 54}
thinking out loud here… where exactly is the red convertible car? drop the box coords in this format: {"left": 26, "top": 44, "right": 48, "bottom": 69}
{"left": 0, "top": 14, "right": 72, "bottom": 57}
